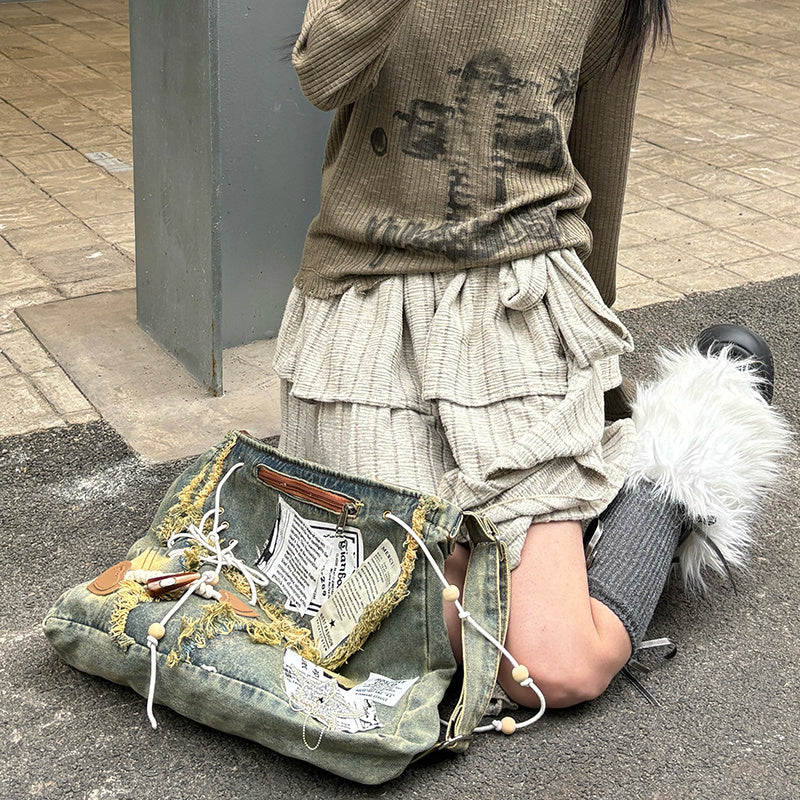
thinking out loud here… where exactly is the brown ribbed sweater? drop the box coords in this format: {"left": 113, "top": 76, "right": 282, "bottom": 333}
{"left": 292, "top": 0, "right": 642, "bottom": 304}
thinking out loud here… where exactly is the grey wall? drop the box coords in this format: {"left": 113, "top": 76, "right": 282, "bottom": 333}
{"left": 216, "top": 2, "right": 330, "bottom": 348}
{"left": 131, "top": 1, "right": 330, "bottom": 393}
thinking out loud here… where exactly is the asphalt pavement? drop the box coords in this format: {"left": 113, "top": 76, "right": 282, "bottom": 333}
{"left": 2, "top": 274, "right": 798, "bottom": 800}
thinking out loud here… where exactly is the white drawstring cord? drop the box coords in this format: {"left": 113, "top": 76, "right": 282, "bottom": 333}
{"left": 147, "top": 461, "right": 253, "bottom": 728}
{"left": 383, "top": 511, "right": 546, "bottom": 734}
{"left": 166, "top": 462, "right": 270, "bottom": 605}
{"left": 145, "top": 571, "right": 216, "bottom": 728}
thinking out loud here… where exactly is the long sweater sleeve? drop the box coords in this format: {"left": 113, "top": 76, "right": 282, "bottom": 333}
{"left": 292, "top": 0, "right": 415, "bottom": 111}
{"left": 292, "top": 0, "right": 644, "bottom": 299}
{"left": 568, "top": 29, "right": 643, "bottom": 306}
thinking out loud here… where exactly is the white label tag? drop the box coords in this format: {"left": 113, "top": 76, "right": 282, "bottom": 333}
{"left": 258, "top": 498, "right": 363, "bottom": 615}
{"left": 282, "top": 649, "right": 380, "bottom": 733}
{"left": 311, "top": 539, "right": 401, "bottom": 658}
{"left": 260, "top": 498, "right": 330, "bottom": 613}
{"left": 351, "top": 673, "right": 419, "bottom": 707}
{"left": 286, "top": 525, "right": 362, "bottom": 616}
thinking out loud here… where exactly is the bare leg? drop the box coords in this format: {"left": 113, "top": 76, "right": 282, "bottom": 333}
{"left": 443, "top": 542, "right": 470, "bottom": 665}
{"left": 444, "top": 520, "right": 632, "bottom": 708}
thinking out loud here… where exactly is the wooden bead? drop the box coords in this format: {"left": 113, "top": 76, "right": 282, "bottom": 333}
{"left": 201, "top": 571, "right": 220, "bottom": 586}
{"left": 500, "top": 716, "right": 516, "bottom": 735}
{"left": 148, "top": 623, "right": 166, "bottom": 640}
{"left": 442, "top": 584, "right": 460, "bottom": 603}
{"left": 511, "top": 664, "right": 529, "bottom": 684}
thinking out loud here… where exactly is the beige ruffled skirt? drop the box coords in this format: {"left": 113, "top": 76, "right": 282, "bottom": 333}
{"left": 274, "top": 249, "right": 636, "bottom": 568}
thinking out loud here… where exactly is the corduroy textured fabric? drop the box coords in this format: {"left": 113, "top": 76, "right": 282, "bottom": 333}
{"left": 586, "top": 481, "right": 685, "bottom": 649}
{"left": 275, "top": 250, "right": 636, "bottom": 569}
{"left": 291, "top": 0, "right": 642, "bottom": 305}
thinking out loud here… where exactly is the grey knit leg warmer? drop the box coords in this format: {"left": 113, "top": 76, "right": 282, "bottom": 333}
{"left": 586, "top": 481, "right": 685, "bottom": 650}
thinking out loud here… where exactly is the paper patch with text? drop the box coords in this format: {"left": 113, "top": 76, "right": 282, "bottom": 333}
{"left": 256, "top": 497, "right": 363, "bottom": 615}
{"left": 282, "top": 649, "right": 380, "bottom": 734}
{"left": 311, "top": 539, "right": 401, "bottom": 658}
{"left": 351, "top": 673, "right": 419, "bottom": 707}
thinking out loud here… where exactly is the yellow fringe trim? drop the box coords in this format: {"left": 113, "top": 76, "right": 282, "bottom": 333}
{"left": 247, "top": 617, "right": 321, "bottom": 662}
{"left": 318, "top": 497, "right": 429, "bottom": 670}
{"left": 109, "top": 581, "right": 153, "bottom": 650}
{"left": 166, "top": 602, "right": 240, "bottom": 667}
{"left": 154, "top": 433, "right": 239, "bottom": 544}
{"left": 224, "top": 497, "right": 432, "bottom": 670}
{"left": 179, "top": 544, "right": 205, "bottom": 572}
{"left": 223, "top": 567, "right": 268, "bottom": 605}
{"left": 218, "top": 567, "right": 321, "bottom": 660}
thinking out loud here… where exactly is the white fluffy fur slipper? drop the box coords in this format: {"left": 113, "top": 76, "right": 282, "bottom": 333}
{"left": 627, "top": 347, "right": 793, "bottom": 594}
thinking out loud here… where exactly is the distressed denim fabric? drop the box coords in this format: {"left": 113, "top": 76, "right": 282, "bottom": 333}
{"left": 43, "top": 431, "right": 508, "bottom": 784}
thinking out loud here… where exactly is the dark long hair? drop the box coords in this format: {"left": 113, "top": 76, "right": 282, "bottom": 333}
{"left": 616, "top": 0, "right": 673, "bottom": 63}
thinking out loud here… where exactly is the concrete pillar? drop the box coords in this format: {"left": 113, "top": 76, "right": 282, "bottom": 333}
{"left": 130, "top": 0, "right": 329, "bottom": 394}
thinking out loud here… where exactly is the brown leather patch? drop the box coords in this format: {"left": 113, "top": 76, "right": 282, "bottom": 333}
{"left": 219, "top": 590, "right": 260, "bottom": 618}
{"left": 87, "top": 560, "right": 132, "bottom": 596}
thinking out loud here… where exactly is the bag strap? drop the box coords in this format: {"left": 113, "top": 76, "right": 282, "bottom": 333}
{"left": 442, "top": 513, "right": 510, "bottom": 752}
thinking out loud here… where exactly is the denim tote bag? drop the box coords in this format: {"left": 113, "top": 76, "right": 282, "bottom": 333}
{"left": 44, "top": 431, "right": 516, "bottom": 784}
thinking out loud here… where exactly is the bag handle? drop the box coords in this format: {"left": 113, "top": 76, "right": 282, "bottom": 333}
{"left": 386, "top": 509, "right": 547, "bottom": 757}
{"left": 442, "top": 513, "right": 509, "bottom": 751}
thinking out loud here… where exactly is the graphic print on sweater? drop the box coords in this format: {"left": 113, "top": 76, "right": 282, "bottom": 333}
{"left": 366, "top": 52, "right": 579, "bottom": 266}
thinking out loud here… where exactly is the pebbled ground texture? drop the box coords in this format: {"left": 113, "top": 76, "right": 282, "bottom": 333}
{"left": 2, "top": 274, "right": 798, "bottom": 800}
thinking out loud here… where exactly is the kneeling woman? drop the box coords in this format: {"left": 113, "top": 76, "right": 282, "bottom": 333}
{"left": 275, "top": 0, "right": 786, "bottom": 708}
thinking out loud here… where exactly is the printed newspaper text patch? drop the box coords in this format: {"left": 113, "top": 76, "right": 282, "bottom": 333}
{"left": 351, "top": 673, "right": 419, "bottom": 707}
{"left": 257, "top": 497, "right": 363, "bottom": 615}
{"left": 282, "top": 649, "right": 380, "bottom": 734}
{"left": 311, "top": 539, "right": 401, "bottom": 658}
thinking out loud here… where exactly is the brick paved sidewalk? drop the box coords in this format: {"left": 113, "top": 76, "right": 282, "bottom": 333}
{"left": 1, "top": 0, "right": 131, "bottom": 435}
{"left": 1, "top": 0, "right": 799, "bottom": 440}
{"left": 618, "top": 0, "right": 800, "bottom": 308}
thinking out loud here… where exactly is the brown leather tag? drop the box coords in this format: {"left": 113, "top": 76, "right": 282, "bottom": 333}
{"left": 219, "top": 590, "right": 260, "bottom": 618}
{"left": 87, "top": 561, "right": 133, "bottom": 596}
